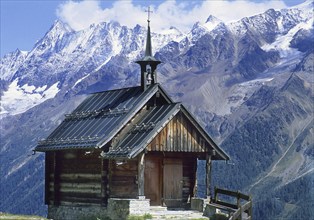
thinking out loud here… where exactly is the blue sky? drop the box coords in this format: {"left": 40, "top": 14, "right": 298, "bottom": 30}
{"left": 0, "top": 0, "right": 306, "bottom": 57}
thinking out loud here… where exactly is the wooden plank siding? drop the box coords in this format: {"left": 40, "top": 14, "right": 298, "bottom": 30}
{"left": 109, "top": 159, "right": 138, "bottom": 198}
{"left": 45, "top": 150, "right": 105, "bottom": 206}
{"left": 147, "top": 112, "right": 209, "bottom": 153}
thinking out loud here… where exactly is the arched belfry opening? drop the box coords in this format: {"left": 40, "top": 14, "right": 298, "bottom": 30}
{"left": 136, "top": 7, "right": 161, "bottom": 91}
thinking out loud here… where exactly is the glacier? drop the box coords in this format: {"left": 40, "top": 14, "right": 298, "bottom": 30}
{"left": 0, "top": 79, "right": 60, "bottom": 116}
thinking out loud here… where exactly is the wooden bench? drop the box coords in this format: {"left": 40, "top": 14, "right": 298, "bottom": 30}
{"left": 204, "top": 187, "right": 252, "bottom": 220}
{"left": 204, "top": 202, "right": 237, "bottom": 217}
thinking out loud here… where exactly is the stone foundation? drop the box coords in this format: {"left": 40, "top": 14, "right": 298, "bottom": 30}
{"left": 191, "top": 197, "right": 210, "bottom": 212}
{"left": 108, "top": 198, "right": 150, "bottom": 219}
{"left": 47, "top": 198, "right": 150, "bottom": 220}
{"left": 47, "top": 205, "right": 109, "bottom": 220}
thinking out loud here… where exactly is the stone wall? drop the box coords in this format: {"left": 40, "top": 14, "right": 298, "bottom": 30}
{"left": 191, "top": 197, "right": 210, "bottom": 212}
{"left": 48, "top": 205, "right": 109, "bottom": 220}
{"left": 107, "top": 198, "right": 150, "bottom": 220}
{"left": 47, "top": 198, "right": 150, "bottom": 220}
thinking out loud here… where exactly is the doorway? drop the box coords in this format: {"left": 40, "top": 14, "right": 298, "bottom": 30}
{"left": 144, "top": 156, "right": 183, "bottom": 207}
{"left": 163, "top": 158, "right": 183, "bottom": 207}
{"left": 144, "top": 156, "right": 162, "bottom": 205}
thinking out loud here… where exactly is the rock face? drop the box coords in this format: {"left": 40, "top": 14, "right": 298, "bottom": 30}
{"left": 0, "top": 1, "right": 313, "bottom": 219}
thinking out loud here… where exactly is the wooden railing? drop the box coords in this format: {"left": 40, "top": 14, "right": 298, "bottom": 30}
{"left": 211, "top": 187, "right": 252, "bottom": 220}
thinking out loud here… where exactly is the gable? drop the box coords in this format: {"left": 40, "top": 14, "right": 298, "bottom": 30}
{"left": 103, "top": 104, "right": 229, "bottom": 160}
{"left": 147, "top": 111, "right": 209, "bottom": 153}
{"left": 103, "top": 103, "right": 180, "bottom": 158}
{"left": 147, "top": 108, "right": 229, "bottom": 160}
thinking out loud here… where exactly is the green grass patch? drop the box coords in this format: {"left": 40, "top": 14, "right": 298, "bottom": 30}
{"left": 0, "top": 212, "right": 48, "bottom": 220}
{"left": 127, "top": 213, "right": 153, "bottom": 220}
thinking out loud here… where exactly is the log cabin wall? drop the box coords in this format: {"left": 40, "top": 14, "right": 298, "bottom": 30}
{"left": 147, "top": 112, "right": 209, "bottom": 153}
{"left": 45, "top": 150, "right": 107, "bottom": 206}
{"left": 108, "top": 159, "right": 138, "bottom": 199}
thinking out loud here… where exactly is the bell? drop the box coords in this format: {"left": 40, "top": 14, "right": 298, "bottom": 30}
{"left": 147, "top": 72, "right": 152, "bottom": 83}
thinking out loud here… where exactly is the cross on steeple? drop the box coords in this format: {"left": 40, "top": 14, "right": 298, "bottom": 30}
{"left": 145, "top": 6, "right": 153, "bottom": 22}
{"left": 136, "top": 6, "right": 161, "bottom": 91}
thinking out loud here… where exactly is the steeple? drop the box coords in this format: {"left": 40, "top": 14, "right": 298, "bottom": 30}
{"left": 136, "top": 7, "right": 161, "bottom": 91}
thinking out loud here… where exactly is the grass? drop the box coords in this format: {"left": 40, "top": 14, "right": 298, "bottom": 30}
{"left": 0, "top": 212, "right": 48, "bottom": 220}
{"left": 127, "top": 213, "right": 153, "bottom": 220}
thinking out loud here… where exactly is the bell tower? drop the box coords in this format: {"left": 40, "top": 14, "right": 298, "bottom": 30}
{"left": 136, "top": 7, "right": 161, "bottom": 91}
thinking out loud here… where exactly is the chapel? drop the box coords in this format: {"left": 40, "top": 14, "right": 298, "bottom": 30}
{"left": 35, "top": 15, "right": 230, "bottom": 220}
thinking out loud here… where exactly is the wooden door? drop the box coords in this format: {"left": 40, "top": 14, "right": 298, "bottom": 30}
{"left": 163, "top": 158, "right": 183, "bottom": 207}
{"left": 144, "top": 157, "right": 162, "bottom": 205}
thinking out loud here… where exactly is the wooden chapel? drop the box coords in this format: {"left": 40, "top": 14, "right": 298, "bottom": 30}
{"left": 35, "top": 15, "right": 229, "bottom": 217}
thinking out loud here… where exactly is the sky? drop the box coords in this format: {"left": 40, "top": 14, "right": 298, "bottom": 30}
{"left": 0, "top": 0, "right": 307, "bottom": 57}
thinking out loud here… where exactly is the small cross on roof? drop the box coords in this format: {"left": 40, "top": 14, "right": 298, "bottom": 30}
{"left": 145, "top": 6, "right": 153, "bottom": 22}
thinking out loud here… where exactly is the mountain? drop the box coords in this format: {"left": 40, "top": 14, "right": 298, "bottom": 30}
{"left": 0, "top": 1, "right": 313, "bottom": 219}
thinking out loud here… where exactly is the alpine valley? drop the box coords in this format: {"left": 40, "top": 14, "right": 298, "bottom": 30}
{"left": 0, "top": 1, "right": 313, "bottom": 219}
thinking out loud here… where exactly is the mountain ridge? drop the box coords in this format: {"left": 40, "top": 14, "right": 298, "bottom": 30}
{"left": 0, "top": 2, "right": 313, "bottom": 219}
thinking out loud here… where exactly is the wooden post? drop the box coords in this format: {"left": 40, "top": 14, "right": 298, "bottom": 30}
{"left": 206, "top": 154, "right": 212, "bottom": 199}
{"left": 138, "top": 153, "right": 145, "bottom": 199}
{"left": 237, "top": 191, "right": 240, "bottom": 208}
{"left": 248, "top": 196, "right": 253, "bottom": 218}
{"left": 214, "top": 187, "right": 218, "bottom": 203}
{"left": 193, "top": 158, "right": 198, "bottom": 197}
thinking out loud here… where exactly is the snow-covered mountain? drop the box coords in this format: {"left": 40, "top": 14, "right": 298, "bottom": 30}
{"left": 0, "top": 1, "right": 313, "bottom": 219}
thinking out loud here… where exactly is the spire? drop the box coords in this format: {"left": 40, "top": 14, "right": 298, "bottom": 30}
{"left": 136, "top": 7, "right": 161, "bottom": 91}
{"left": 145, "top": 21, "right": 153, "bottom": 57}
{"left": 145, "top": 7, "right": 153, "bottom": 58}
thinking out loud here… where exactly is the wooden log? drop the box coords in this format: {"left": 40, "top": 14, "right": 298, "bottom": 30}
{"left": 56, "top": 182, "right": 101, "bottom": 189}
{"left": 52, "top": 186, "right": 101, "bottom": 194}
{"left": 138, "top": 153, "right": 145, "bottom": 197}
{"left": 60, "top": 200, "right": 102, "bottom": 206}
{"left": 59, "top": 195, "right": 102, "bottom": 204}
{"left": 57, "top": 173, "right": 102, "bottom": 179}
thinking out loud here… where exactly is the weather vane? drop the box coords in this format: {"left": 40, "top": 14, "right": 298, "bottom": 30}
{"left": 145, "top": 6, "right": 153, "bottom": 22}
